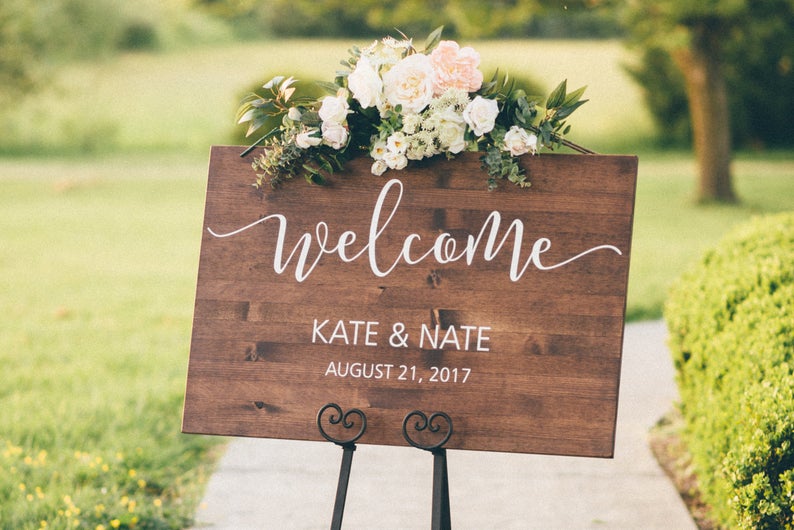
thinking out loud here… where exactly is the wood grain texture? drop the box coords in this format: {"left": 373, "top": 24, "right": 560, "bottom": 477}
{"left": 182, "top": 146, "right": 638, "bottom": 457}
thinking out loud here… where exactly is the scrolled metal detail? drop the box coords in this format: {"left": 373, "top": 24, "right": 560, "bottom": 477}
{"left": 402, "top": 410, "right": 453, "bottom": 451}
{"left": 317, "top": 403, "right": 367, "bottom": 446}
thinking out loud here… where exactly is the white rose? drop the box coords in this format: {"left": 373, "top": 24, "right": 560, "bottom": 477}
{"left": 463, "top": 96, "right": 499, "bottom": 136}
{"left": 318, "top": 91, "right": 350, "bottom": 124}
{"left": 348, "top": 56, "right": 383, "bottom": 110}
{"left": 502, "top": 126, "right": 533, "bottom": 156}
{"left": 371, "top": 159, "right": 388, "bottom": 176}
{"left": 382, "top": 53, "right": 435, "bottom": 114}
{"left": 321, "top": 121, "right": 349, "bottom": 150}
{"left": 295, "top": 127, "right": 321, "bottom": 149}
{"left": 527, "top": 132, "right": 538, "bottom": 155}
{"left": 435, "top": 108, "right": 467, "bottom": 154}
{"left": 383, "top": 150, "right": 408, "bottom": 170}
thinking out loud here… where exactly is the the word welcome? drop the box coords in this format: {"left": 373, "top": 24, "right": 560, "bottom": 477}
{"left": 207, "top": 178, "right": 622, "bottom": 282}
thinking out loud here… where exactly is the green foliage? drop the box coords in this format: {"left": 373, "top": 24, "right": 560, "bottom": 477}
{"left": 665, "top": 212, "right": 794, "bottom": 528}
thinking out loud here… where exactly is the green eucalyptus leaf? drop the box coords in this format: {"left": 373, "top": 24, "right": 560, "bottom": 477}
{"left": 259, "top": 101, "right": 282, "bottom": 116}
{"left": 563, "top": 85, "right": 587, "bottom": 106}
{"left": 246, "top": 115, "right": 271, "bottom": 137}
{"left": 263, "top": 76, "right": 285, "bottom": 90}
{"left": 545, "top": 80, "right": 567, "bottom": 109}
{"left": 236, "top": 108, "right": 259, "bottom": 125}
{"left": 553, "top": 99, "right": 588, "bottom": 120}
{"left": 424, "top": 26, "right": 444, "bottom": 52}
{"left": 279, "top": 76, "right": 298, "bottom": 91}
{"left": 315, "top": 81, "right": 341, "bottom": 94}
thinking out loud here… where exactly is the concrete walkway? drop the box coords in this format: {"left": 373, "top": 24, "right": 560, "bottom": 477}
{"left": 190, "top": 320, "right": 696, "bottom": 529}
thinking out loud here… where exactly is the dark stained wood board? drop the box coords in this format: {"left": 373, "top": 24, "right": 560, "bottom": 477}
{"left": 182, "top": 146, "right": 638, "bottom": 457}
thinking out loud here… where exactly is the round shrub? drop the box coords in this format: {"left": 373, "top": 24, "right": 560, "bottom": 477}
{"left": 665, "top": 212, "right": 794, "bottom": 529}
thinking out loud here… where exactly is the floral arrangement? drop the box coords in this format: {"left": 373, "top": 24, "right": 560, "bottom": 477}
{"left": 237, "top": 27, "right": 590, "bottom": 190}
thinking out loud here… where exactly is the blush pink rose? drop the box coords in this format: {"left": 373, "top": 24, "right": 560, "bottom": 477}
{"left": 430, "top": 40, "right": 483, "bottom": 95}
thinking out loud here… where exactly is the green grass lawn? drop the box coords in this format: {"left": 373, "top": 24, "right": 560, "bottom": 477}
{"left": 0, "top": 38, "right": 792, "bottom": 528}
{"left": 0, "top": 39, "right": 652, "bottom": 155}
{"left": 627, "top": 153, "right": 794, "bottom": 320}
{"left": 0, "top": 155, "right": 217, "bottom": 529}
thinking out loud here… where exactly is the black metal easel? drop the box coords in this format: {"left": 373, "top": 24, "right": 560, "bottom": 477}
{"left": 402, "top": 410, "right": 453, "bottom": 530}
{"left": 317, "top": 403, "right": 367, "bottom": 530}
{"left": 317, "top": 405, "right": 453, "bottom": 530}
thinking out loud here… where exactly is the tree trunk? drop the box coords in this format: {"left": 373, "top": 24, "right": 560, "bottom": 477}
{"left": 673, "top": 23, "right": 737, "bottom": 203}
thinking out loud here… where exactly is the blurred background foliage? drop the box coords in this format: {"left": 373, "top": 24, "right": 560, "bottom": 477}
{"left": 2, "top": 0, "right": 792, "bottom": 152}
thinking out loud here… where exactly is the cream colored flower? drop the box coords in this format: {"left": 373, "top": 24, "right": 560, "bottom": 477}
{"left": 527, "top": 132, "right": 538, "bottom": 154}
{"left": 383, "top": 53, "right": 435, "bottom": 114}
{"left": 321, "top": 122, "right": 349, "bottom": 150}
{"left": 318, "top": 91, "right": 350, "bottom": 124}
{"left": 503, "top": 126, "right": 535, "bottom": 156}
{"left": 371, "top": 159, "right": 388, "bottom": 176}
{"left": 295, "top": 128, "right": 321, "bottom": 149}
{"left": 463, "top": 96, "right": 499, "bottom": 136}
{"left": 407, "top": 131, "right": 439, "bottom": 160}
{"left": 387, "top": 132, "right": 409, "bottom": 154}
{"left": 348, "top": 56, "right": 383, "bottom": 110}
{"left": 402, "top": 114, "right": 421, "bottom": 135}
{"left": 370, "top": 138, "right": 387, "bottom": 160}
{"left": 383, "top": 150, "right": 408, "bottom": 170}
{"left": 434, "top": 107, "right": 467, "bottom": 154}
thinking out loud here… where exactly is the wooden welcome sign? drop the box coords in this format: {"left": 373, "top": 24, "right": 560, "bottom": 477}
{"left": 182, "top": 146, "right": 638, "bottom": 457}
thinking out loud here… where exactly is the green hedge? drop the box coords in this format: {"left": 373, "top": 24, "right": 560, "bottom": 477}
{"left": 665, "top": 212, "right": 794, "bottom": 529}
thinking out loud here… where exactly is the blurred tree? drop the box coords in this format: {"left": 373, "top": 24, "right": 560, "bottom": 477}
{"left": 0, "top": 0, "right": 46, "bottom": 103}
{"left": 1, "top": 0, "right": 231, "bottom": 105}
{"left": 619, "top": 0, "right": 794, "bottom": 203}
{"left": 625, "top": 3, "right": 794, "bottom": 153}
{"left": 0, "top": 0, "right": 130, "bottom": 103}
{"left": 620, "top": 0, "right": 745, "bottom": 203}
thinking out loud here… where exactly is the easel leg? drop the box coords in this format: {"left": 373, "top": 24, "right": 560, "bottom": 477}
{"left": 331, "top": 444, "right": 356, "bottom": 530}
{"left": 432, "top": 448, "right": 451, "bottom": 530}
{"left": 316, "top": 403, "right": 367, "bottom": 530}
{"left": 402, "top": 410, "right": 453, "bottom": 530}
